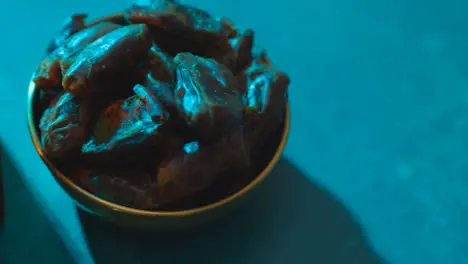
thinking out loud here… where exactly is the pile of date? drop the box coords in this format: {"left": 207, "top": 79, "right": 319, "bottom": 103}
{"left": 32, "top": 0, "right": 290, "bottom": 211}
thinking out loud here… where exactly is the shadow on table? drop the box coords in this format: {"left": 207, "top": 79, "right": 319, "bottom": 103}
{"left": 0, "top": 141, "right": 74, "bottom": 264}
{"left": 78, "top": 157, "right": 387, "bottom": 264}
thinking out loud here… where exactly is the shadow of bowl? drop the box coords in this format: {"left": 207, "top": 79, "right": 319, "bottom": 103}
{"left": 78, "top": 158, "right": 388, "bottom": 264}
{"left": 26, "top": 13, "right": 291, "bottom": 230}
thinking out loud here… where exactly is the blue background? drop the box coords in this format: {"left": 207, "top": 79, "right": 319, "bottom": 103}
{"left": 0, "top": 0, "right": 467, "bottom": 263}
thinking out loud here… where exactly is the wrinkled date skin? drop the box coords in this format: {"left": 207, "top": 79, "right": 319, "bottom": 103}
{"left": 173, "top": 52, "right": 243, "bottom": 140}
{"left": 34, "top": 22, "right": 122, "bottom": 89}
{"left": 39, "top": 92, "right": 93, "bottom": 160}
{"left": 62, "top": 24, "right": 153, "bottom": 97}
{"left": 46, "top": 13, "right": 88, "bottom": 54}
{"left": 156, "top": 130, "right": 249, "bottom": 205}
{"left": 82, "top": 84, "right": 179, "bottom": 163}
{"left": 124, "top": 2, "right": 235, "bottom": 62}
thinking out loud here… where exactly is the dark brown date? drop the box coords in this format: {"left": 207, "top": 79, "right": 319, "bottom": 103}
{"left": 39, "top": 92, "right": 93, "bottom": 160}
{"left": 173, "top": 52, "right": 243, "bottom": 140}
{"left": 81, "top": 84, "right": 180, "bottom": 164}
{"left": 62, "top": 24, "right": 153, "bottom": 97}
{"left": 124, "top": 1, "right": 235, "bottom": 62}
{"left": 156, "top": 129, "right": 249, "bottom": 205}
{"left": 242, "top": 69, "right": 290, "bottom": 149}
{"left": 34, "top": 22, "right": 121, "bottom": 89}
{"left": 237, "top": 46, "right": 273, "bottom": 95}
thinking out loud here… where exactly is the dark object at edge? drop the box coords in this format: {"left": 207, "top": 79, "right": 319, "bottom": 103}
{"left": 0, "top": 147, "right": 4, "bottom": 227}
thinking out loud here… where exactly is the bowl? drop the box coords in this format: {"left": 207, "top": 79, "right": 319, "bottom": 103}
{"left": 26, "top": 14, "right": 290, "bottom": 231}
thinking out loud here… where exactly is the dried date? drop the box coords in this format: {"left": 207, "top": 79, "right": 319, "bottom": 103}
{"left": 62, "top": 24, "right": 153, "bottom": 97}
{"left": 82, "top": 84, "right": 180, "bottom": 163}
{"left": 156, "top": 129, "right": 249, "bottom": 205}
{"left": 242, "top": 69, "right": 290, "bottom": 149}
{"left": 124, "top": 1, "right": 235, "bottom": 61}
{"left": 173, "top": 52, "right": 243, "bottom": 140}
{"left": 34, "top": 22, "right": 121, "bottom": 90}
{"left": 39, "top": 92, "right": 93, "bottom": 160}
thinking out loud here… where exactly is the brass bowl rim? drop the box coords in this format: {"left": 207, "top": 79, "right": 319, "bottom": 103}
{"left": 26, "top": 13, "right": 290, "bottom": 217}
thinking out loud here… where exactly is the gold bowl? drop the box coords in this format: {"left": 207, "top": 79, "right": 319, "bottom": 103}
{"left": 26, "top": 14, "right": 290, "bottom": 231}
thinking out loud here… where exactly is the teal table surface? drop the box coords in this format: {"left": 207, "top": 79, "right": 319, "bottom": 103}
{"left": 1, "top": 0, "right": 467, "bottom": 263}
